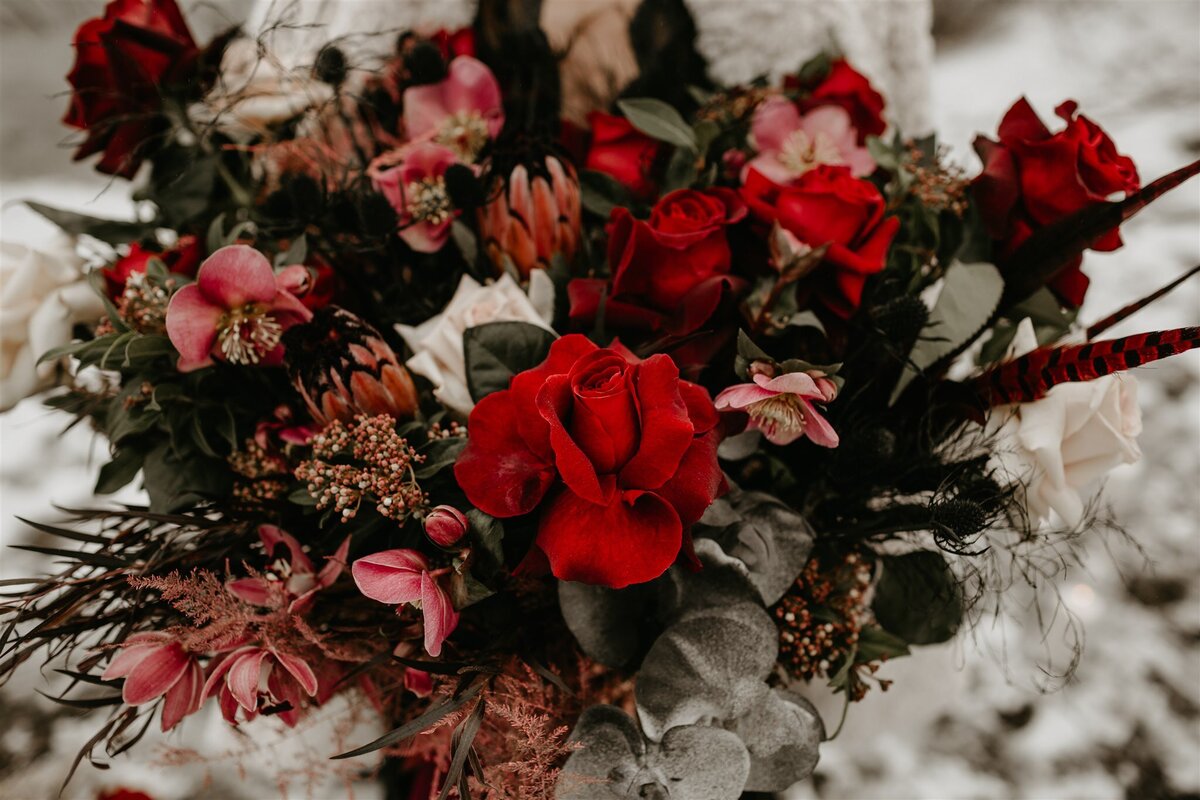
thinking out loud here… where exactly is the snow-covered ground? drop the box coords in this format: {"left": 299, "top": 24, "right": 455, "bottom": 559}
{"left": 1, "top": 1, "right": 1198, "bottom": 798}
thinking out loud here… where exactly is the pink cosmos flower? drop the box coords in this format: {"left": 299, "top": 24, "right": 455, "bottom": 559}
{"left": 351, "top": 549, "right": 459, "bottom": 657}
{"left": 202, "top": 644, "right": 319, "bottom": 727}
{"left": 226, "top": 525, "right": 350, "bottom": 615}
{"left": 165, "top": 245, "right": 312, "bottom": 372}
{"left": 745, "top": 96, "right": 874, "bottom": 184}
{"left": 101, "top": 632, "right": 204, "bottom": 732}
{"left": 374, "top": 143, "right": 460, "bottom": 254}
{"left": 403, "top": 56, "right": 503, "bottom": 161}
{"left": 715, "top": 371, "right": 840, "bottom": 447}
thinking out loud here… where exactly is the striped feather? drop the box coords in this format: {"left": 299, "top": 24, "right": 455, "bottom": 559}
{"left": 1085, "top": 264, "right": 1200, "bottom": 340}
{"left": 975, "top": 327, "right": 1200, "bottom": 406}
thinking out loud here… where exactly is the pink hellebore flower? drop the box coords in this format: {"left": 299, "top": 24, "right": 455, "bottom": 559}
{"left": 101, "top": 632, "right": 204, "bottom": 732}
{"left": 165, "top": 245, "right": 312, "bottom": 372}
{"left": 374, "top": 143, "right": 460, "bottom": 254}
{"left": 226, "top": 525, "right": 350, "bottom": 614}
{"left": 403, "top": 56, "right": 504, "bottom": 161}
{"left": 745, "top": 96, "right": 875, "bottom": 184}
{"left": 351, "top": 549, "right": 459, "bottom": 658}
{"left": 715, "top": 371, "right": 840, "bottom": 447}
{"left": 202, "top": 644, "right": 319, "bottom": 727}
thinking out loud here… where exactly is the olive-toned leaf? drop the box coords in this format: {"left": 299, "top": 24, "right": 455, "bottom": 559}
{"left": 463, "top": 321, "right": 557, "bottom": 402}
{"left": 872, "top": 551, "right": 962, "bottom": 645}
{"left": 616, "top": 98, "right": 697, "bottom": 151}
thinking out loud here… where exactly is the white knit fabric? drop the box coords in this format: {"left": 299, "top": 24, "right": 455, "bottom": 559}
{"left": 244, "top": 0, "right": 933, "bottom": 134}
{"left": 683, "top": 0, "right": 934, "bottom": 134}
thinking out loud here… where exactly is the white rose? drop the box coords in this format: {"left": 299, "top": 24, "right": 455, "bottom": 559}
{"left": 986, "top": 319, "right": 1142, "bottom": 528}
{"left": 397, "top": 272, "right": 555, "bottom": 415}
{"left": 1, "top": 238, "right": 104, "bottom": 411}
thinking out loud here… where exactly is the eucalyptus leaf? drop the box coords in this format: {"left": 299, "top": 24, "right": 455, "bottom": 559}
{"left": 463, "top": 321, "right": 556, "bottom": 402}
{"left": 579, "top": 169, "right": 635, "bottom": 218}
{"left": 616, "top": 98, "right": 697, "bottom": 151}
{"left": 693, "top": 488, "right": 815, "bottom": 606}
{"left": 730, "top": 688, "right": 824, "bottom": 792}
{"left": 559, "top": 580, "right": 658, "bottom": 669}
{"left": 635, "top": 601, "right": 778, "bottom": 740}
{"left": 889, "top": 261, "right": 1003, "bottom": 405}
{"left": 558, "top": 705, "right": 750, "bottom": 800}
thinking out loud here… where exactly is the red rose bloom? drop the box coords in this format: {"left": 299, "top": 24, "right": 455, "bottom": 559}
{"left": 795, "top": 58, "right": 886, "bottom": 144}
{"left": 585, "top": 111, "right": 662, "bottom": 200}
{"left": 568, "top": 188, "right": 747, "bottom": 335}
{"left": 102, "top": 235, "right": 202, "bottom": 299}
{"left": 63, "top": 0, "right": 202, "bottom": 177}
{"left": 973, "top": 98, "right": 1140, "bottom": 306}
{"left": 741, "top": 165, "right": 899, "bottom": 318}
{"left": 454, "top": 335, "right": 725, "bottom": 588}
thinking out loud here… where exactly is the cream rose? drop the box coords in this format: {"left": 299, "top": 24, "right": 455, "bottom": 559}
{"left": 397, "top": 272, "right": 554, "bottom": 415}
{"left": 1, "top": 238, "right": 103, "bottom": 411}
{"left": 986, "top": 319, "right": 1142, "bottom": 528}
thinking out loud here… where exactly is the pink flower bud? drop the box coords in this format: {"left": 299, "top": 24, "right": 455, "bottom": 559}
{"left": 424, "top": 505, "right": 469, "bottom": 547}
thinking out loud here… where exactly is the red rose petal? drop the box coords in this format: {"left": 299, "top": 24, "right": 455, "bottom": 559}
{"left": 536, "top": 488, "right": 683, "bottom": 588}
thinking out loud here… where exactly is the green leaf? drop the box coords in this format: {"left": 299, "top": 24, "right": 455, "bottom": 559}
{"left": 463, "top": 321, "right": 556, "bottom": 403}
{"left": 616, "top": 98, "right": 697, "bottom": 151}
{"left": 579, "top": 169, "right": 635, "bottom": 218}
{"left": 25, "top": 201, "right": 152, "bottom": 245}
{"left": 95, "top": 448, "right": 144, "bottom": 495}
{"left": 466, "top": 509, "right": 505, "bottom": 575}
{"left": 733, "top": 329, "right": 773, "bottom": 379}
{"left": 854, "top": 625, "right": 911, "bottom": 662}
{"left": 276, "top": 233, "right": 307, "bottom": 267}
{"left": 889, "top": 261, "right": 1004, "bottom": 405}
{"left": 450, "top": 220, "right": 478, "bottom": 267}
{"left": 413, "top": 436, "right": 467, "bottom": 479}
{"left": 872, "top": 552, "right": 962, "bottom": 646}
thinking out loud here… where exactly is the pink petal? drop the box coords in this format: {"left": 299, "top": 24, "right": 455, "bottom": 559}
{"left": 269, "top": 287, "right": 314, "bottom": 326}
{"left": 403, "top": 57, "right": 502, "bottom": 140}
{"left": 272, "top": 649, "right": 319, "bottom": 697}
{"left": 351, "top": 549, "right": 429, "bottom": 605}
{"left": 197, "top": 245, "right": 278, "bottom": 308}
{"left": 122, "top": 643, "right": 189, "bottom": 705}
{"left": 400, "top": 142, "right": 459, "bottom": 183}
{"left": 227, "top": 649, "right": 269, "bottom": 711}
{"left": 751, "top": 95, "right": 804, "bottom": 155}
{"left": 419, "top": 572, "right": 459, "bottom": 658}
{"left": 714, "top": 382, "right": 777, "bottom": 411}
{"left": 225, "top": 577, "right": 274, "bottom": 606}
{"left": 401, "top": 218, "right": 453, "bottom": 253}
{"left": 315, "top": 536, "right": 352, "bottom": 590}
{"left": 799, "top": 399, "right": 840, "bottom": 448}
{"left": 405, "top": 668, "right": 433, "bottom": 697}
{"left": 165, "top": 283, "right": 221, "bottom": 372}
{"left": 160, "top": 660, "right": 203, "bottom": 732}
{"left": 259, "top": 524, "right": 314, "bottom": 575}
{"left": 102, "top": 642, "right": 157, "bottom": 680}
{"left": 743, "top": 154, "right": 803, "bottom": 186}
{"left": 759, "top": 371, "right": 822, "bottom": 397}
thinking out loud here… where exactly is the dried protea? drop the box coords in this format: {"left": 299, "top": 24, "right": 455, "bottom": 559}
{"left": 282, "top": 307, "right": 419, "bottom": 425}
{"left": 478, "top": 154, "right": 581, "bottom": 278}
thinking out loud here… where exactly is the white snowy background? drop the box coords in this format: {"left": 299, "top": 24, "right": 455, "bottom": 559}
{"left": 1, "top": 1, "right": 1198, "bottom": 798}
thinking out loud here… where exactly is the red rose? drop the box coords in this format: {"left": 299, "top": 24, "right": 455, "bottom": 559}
{"left": 973, "top": 98, "right": 1140, "bottom": 306}
{"left": 102, "top": 235, "right": 202, "bottom": 298}
{"left": 454, "top": 335, "right": 724, "bottom": 588}
{"left": 585, "top": 111, "right": 662, "bottom": 200}
{"left": 741, "top": 165, "right": 899, "bottom": 318}
{"left": 63, "top": 0, "right": 204, "bottom": 177}
{"left": 795, "top": 58, "right": 886, "bottom": 144}
{"left": 568, "top": 188, "right": 747, "bottom": 335}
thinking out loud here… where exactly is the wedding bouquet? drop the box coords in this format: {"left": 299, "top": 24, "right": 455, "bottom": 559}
{"left": 3, "top": 1, "right": 1197, "bottom": 797}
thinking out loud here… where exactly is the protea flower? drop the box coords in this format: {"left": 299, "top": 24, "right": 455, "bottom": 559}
{"left": 478, "top": 154, "right": 581, "bottom": 278}
{"left": 282, "top": 307, "right": 419, "bottom": 426}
